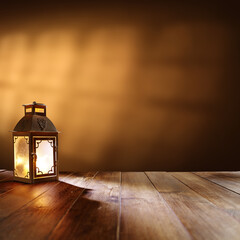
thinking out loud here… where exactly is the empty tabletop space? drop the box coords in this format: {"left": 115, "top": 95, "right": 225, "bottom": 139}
{"left": 0, "top": 171, "right": 240, "bottom": 240}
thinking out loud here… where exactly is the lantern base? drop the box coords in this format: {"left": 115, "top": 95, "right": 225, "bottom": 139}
{"left": 13, "top": 176, "right": 32, "bottom": 184}
{"left": 13, "top": 175, "right": 58, "bottom": 184}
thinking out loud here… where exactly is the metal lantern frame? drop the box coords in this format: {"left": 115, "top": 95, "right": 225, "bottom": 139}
{"left": 12, "top": 102, "right": 59, "bottom": 183}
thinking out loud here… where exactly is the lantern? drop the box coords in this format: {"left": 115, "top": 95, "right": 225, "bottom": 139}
{"left": 12, "top": 101, "right": 59, "bottom": 183}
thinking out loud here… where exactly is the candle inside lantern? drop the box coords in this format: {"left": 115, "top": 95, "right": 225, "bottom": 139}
{"left": 14, "top": 136, "right": 30, "bottom": 178}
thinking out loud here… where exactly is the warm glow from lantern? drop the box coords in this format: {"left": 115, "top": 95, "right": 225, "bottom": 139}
{"left": 35, "top": 108, "right": 45, "bottom": 113}
{"left": 12, "top": 102, "right": 58, "bottom": 183}
{"left": 15, "top": 157, "right": 29, "bottom": 175}
{"left": 35, "top": 140, "right": 55, "bottom": 175}
{"left": 14, "top": 136, "right": 30, "bottom": 178}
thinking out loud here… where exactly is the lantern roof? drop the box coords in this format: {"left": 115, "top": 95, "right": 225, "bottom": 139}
{"left": 22, "top": 101, "right": 46, "bottom": 107}
{"left": 12, "top": 101, "right": 58, "bottom": 133}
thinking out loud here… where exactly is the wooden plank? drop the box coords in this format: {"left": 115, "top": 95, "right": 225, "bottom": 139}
{"left": 0, "top": 172, "right": 71, "bottom": 198}
{"left": 0, "top": 172, "right": 96, "bottom": 240}
{"left": 0, "top": 172, "right": 72, "bottom": 220}
{"left": 195, "top": 172, "right": 240, "bottom": 194}
{"left": 0, "top": 181, "right": 19, "bottom": 196}
{"left": 59, "top": 172, "right": 97, "bottom": 189}
{"left": 146, "top": 172, "right": 240, "bottom": 240}
{"left": 0, "top": 171, "right": 63, "bottom": 197}
{"left": 0, "top": 181, "right": 59, "bottom": 220}
{"left": 171, "top": 172, "right": 240, "bottom": 222}
{"left": 119, "top": 172, "right": 191, "bottom": 240}
{"left": 0, "top": 171, "right": 13, "bottom": 181}
{"left": 50, "top": 172, "right": 121, "bottom": 240}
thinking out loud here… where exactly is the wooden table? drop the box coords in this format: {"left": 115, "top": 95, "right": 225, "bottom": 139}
{"left": 0, "top": 170, "right": 239, "bottom": 240}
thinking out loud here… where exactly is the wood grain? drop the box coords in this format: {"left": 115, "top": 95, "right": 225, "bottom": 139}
{"left": 0, "top": 171, "right": 13, "bottom": 181}
{"left": 0, "top": 172, "right": 96, "bottom": 240}
{"left": 146, "top": 172, "right": 240, "bottom": 240}
{"left": 120, "top": 172, "right": 191, "bottom": 240}
{"left": 171, "top": 172, "right": 240, "bottom": 222}
{"left": 0, "top": 171, "right": 240, "bottom": 240}
{"left": 0, "top": 171, "right": 17, "bottom": 195}
{"left": 0, "top": 181, "right": 19, "bottom": 196}
{"left": 50, "top": 172, "right": 120, "bottom": 240}
{"left": 0, "top": 175, "right": 68, "bottom": 221}
{"left": 195, "top": 172, "right": 240, "bottom": 194}
{"left": 59, "top": 172, "right": 97, "bottom": 189}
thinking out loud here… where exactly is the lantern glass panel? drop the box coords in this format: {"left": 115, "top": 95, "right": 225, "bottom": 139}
{"left": 35, "top": 139, "right": 54, "bottom": 175}
{"left": 14, "top": 136, "right": 30, "bottom": 178}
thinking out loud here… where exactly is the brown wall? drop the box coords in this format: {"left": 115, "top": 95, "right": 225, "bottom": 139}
{"left": 0, "top": 1, "right": 239, "bottom": 171}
